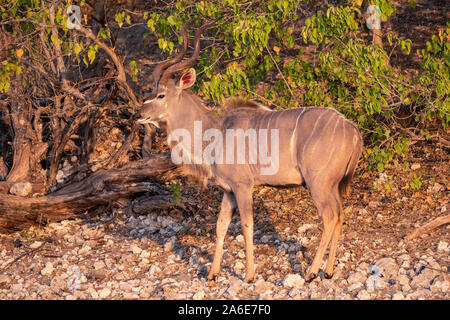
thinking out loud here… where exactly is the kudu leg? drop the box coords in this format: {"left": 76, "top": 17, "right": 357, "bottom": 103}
{"left": 234, "top": 189, "right": 255, "bottom": 283}
{"left": 305, "top": 187, "right": 339, "bottom": 282}
{"left": 324, "top": 194, "right": 344, "bottom": 278}
{"left": 208, "top": 191, "right": 236, "bottom": 280}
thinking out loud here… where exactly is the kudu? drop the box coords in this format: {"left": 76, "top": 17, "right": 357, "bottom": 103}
{"left": 136, "top": 20, "right": 363, "bottom": 282}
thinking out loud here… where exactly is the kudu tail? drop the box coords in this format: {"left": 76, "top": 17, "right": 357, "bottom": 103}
{"left": 338, "top": 135, "right": 363, "bottom": 198}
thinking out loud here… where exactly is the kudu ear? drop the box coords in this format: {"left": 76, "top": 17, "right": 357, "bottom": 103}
{"left": 178, "top": 68, "right": 196, "bottom": 90}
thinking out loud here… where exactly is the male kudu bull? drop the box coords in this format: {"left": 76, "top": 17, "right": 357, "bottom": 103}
{"left": 135, "top": 20, "right": 363, "bottom": 282}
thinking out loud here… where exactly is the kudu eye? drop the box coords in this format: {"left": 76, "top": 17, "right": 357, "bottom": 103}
{"left": 157, "top": 94, "right": 165, "bottom": 99}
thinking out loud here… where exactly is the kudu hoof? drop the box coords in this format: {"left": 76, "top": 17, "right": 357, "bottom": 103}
{"left": 324, "top": 272, "right": 333, "bottom": 279}
{"left": 305, "top": 273, "right": 317, "bottom": 283}
{"left": 207, "top": 272, "right": 219, "bottom": 281}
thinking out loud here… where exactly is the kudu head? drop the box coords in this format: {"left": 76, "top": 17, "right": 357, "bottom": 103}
{"left": 135, "top": 19, "right": 218, "bottom": 127}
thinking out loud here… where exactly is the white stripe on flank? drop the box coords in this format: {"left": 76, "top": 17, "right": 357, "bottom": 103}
{"left": 301, "top": 111, "right": 326, "bottom": 157}
{"left": 309, "top": 113, "right": 336, "bottom": 156}
{"left": 267, "top": 111, "right": 275, "bottom": 128}
{"left": 290, "top": 108, "right": 306, "bottom": 165}
{"left": 316, "top": 118, "right": 340, "bottom": 176}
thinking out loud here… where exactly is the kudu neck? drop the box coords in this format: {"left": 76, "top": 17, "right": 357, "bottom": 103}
{"left": 166, "top": 90, "right": 219, "bottom": 134}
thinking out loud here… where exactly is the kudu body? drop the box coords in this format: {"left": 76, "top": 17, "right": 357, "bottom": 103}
{"left": 136, "top": 21, "right": 363, "bottom": 282}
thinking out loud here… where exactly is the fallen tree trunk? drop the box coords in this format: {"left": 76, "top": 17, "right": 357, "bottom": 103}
{"left": 0, "top": 154, "right": 177, "bottom": 233}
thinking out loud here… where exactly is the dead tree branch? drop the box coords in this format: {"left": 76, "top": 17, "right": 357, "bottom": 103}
{"left": 0, "top": 154, "right": 176, "bottom": 233}
{"left": 405, "top": 214, "right": 450, "bottom": 241}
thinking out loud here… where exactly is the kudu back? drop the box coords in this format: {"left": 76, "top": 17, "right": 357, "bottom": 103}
{"left": 136, "top": 20, "right": 363, "bottom": 282}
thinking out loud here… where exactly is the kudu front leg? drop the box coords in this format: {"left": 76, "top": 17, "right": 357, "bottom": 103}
{"left": 234, "top": 189, "right": 255, "bottom": 283}
{"left": 208, "top": 191, "right": 236, "bottom": 281}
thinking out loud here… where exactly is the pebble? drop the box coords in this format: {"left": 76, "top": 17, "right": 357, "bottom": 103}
{"left": 392, "top": 292, "right": 405, "bottom": 300}
{"left": 131, "top": 245, "right": 142, "bottom": 255}
{"left": 347, "top": 271, "right": 367, "bottom": 285}
{"left": 283, "top": 274, "right": 305, "bottom": 288}
{"left": 356, "top": 290, "right": 373, "bottom": 300}
{"left": 78, "top": 245, "right": 91, "bottom": 255}
{"left": 193, "top": 290, "right": 205, "bottom": 300}
{"left": 254, "top": 279, "right": 272, "bottom": 294}
{"left": 29, "top": 241, "right": 43, "bottom": 249}
{"left": 99, "top": 287, "right": 111, "bottom": 299}
{"left": 397, "top": 274, "right": 410, "bottom": 287}
{"left": 410, "top": 268, "right": 437, "bottom": 289}
{"left": 9, "top": 182, "right": 32, "bottom": 197}
{"left": 372, "top": 257, "right": 399, "bottom": 278}
{"left": 40, "top": 262, "right": 54, "bottom": 276}
{"left": 436, "top": 241, "right": 448, "bottom": 252}
{"left": 234, "top": 261, "right": 245, "bottom": 270}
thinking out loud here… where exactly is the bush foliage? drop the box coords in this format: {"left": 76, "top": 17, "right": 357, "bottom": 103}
{"left": 0, "top": 0, "right": 448, "bottom": 175}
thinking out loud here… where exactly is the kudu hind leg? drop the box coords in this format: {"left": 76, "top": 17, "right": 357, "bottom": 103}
{"left": 324, "top": 190, "right": 344, "bottom": 278}
{"left": 234, "top": 189, "right": 255, "bottom": 283}
{"left": 208, "top": 191, "right": 236, "bottom": 280}
{"left": 305, "top": 186, "right": 339, "bottom": 282}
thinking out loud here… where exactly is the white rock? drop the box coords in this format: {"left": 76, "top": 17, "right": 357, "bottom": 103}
{"left": 193, "top": 290, "right": 205, "bottom": 300}
{"left": 437, "top": 241, "right": 448, "bottom": 252}
{"left": 283, "top": 274, "right": 305, "bottom": 288}
{"left": 348, "top": 283, "right": 363, "bottom": 291}
{"left": 29, "top": 241, "right": 43, "bottom": 249}
{"left": 397, "top": 274, "right": 410, "bottom": 287}
{"left": 9, "top": 182, "right": 32, "bottom": 197}
{"left": 56, "top": 170, "right": 65, "bottom": 184}
{"left": 356, "top": 290, "right": 373, "bottom": 300}
{"left": 372, "top": 257, "right": 399, "bottom": 278}
{"left": 131, "top": 245, "right": 142, "bottom": 255}
{"left": 411, "top": 163, "right": 421, "bottom": 170}
{"left": 78, "top": 245, "right": 91, "bottom": 255}
{"left": 436, "top": 280, "right": 449, "bottom": 292}
{"left": 431, "top": 183, "right": 443, "bottom": 193}
{"left": 234, "top": 261, "right": 245, "bottom": 270}
{"left": 254, "top": 279, "right": 272, "bottom": 294}
{"left": 148, "top": 264, "right": 160, "bottom": 277}
{"left": 297, "top": 224, "right": 314, "bottom": 234}
{"left": 235, "top": 235, "right": 244, "bottom": 243}
{"left": 392, "top": 292, "right": 405, "bottom": 300}
{"left": 347, "top": 271, "right": 367, "bottom": 285}
{"left": 366, "top": 275, "right": 385, "bottom": 291}
{"left": 40, "top": 262, "right": 54, "bottom": 276}
{"left": 99, "top": 287, "right": 111, "bottom": 299}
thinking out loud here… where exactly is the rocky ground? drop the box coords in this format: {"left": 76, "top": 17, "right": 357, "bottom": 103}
{"left": 0, "top": 143, "right": 448, "bottom": 300}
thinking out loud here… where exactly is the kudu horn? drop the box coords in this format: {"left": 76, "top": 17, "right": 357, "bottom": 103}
{"left": 158, "top": 18, "right": 220, "bottom": 85}
{"left": 150, "top": 20, "right": 191, "bottom": 95}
